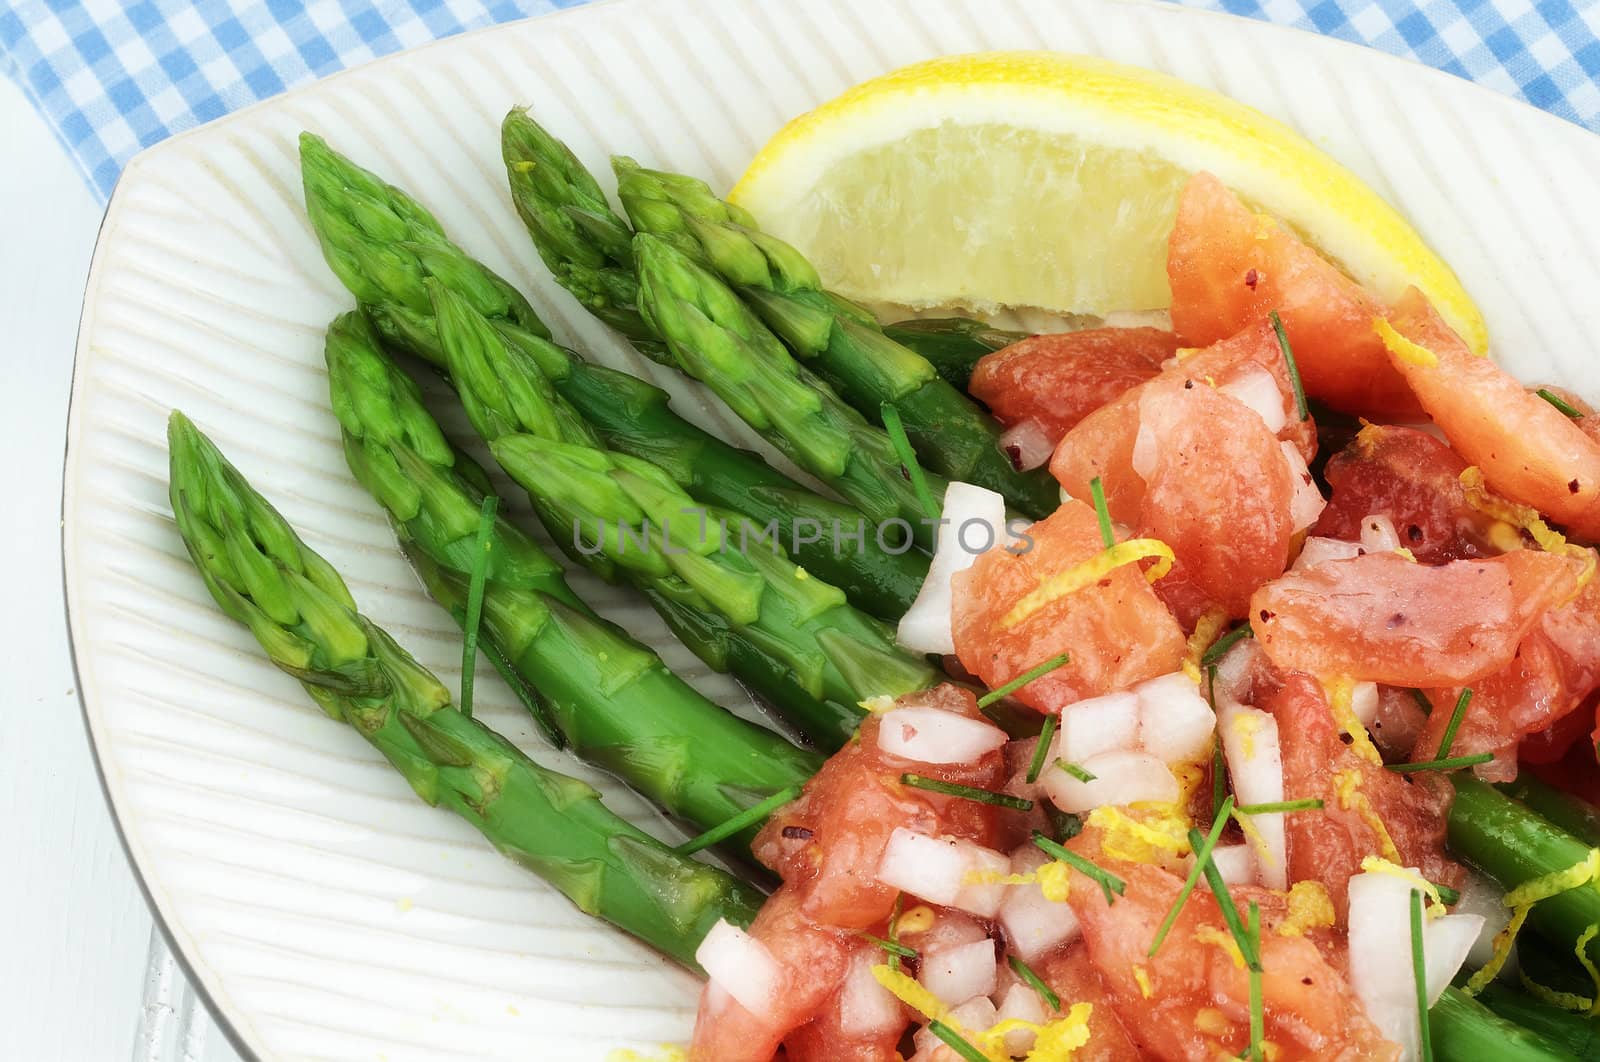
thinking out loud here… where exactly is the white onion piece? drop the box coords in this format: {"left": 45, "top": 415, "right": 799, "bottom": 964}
{"left": 999, "top": 419, "right": 1057, "bottom": 472}
{"left": 1056, "top": 691, "right": 1141, "bottom": 761}
{"left": 1360, "top": 513, "right": 1403, "bottom": 554}
{"left": 1294, "top": 536, "right": 1364, "bottom": 571}
{"left": 999, "top": 846, "right": 1081, "bottom": 960}
{"left": 1216, "top": 699, "right": 1288, "bottom": 890}
{"left": 1221, "top": 366, "right": 1289, "bottom": 434}
{"left": 877, "top": 706, "right": 1009, "bottom": 765}
{"left": 1132, "top": 420, "right": 1158, "bottom": 481}
{"left": 1349, "top": 869, "right": 1486, "bottom": 1061}
{"left": 1134, "top": 672, "right": 1216, "bottom": 764}
{"left": 1281, "top": 441, "right": 1326, "bottom": 533}
{"left": 897, "top": 481, "right": 1011, "bottom": 654}
{"left": 1453, "top": 872, "right": 1514, "bottom": 970}
{"left": 1042, "top": 749, "right": 1179, "bottom": 814}
{"left": 839, "top": 949, "right": 905, "bottom": 1037}
{"left": 877, "top": 829, "right": 1010, "bottom": 917}
{"left": 1213, "top": 639, "right": 1265, "bottom": 703}
{"left": 919, "top": 937, "right": 998, "bottom": 1006}
{"left": 1103, "top": 308, "right": 1173, "bottom": 330}
{"left": 695, "top": 920, "right": 783, "bottom": 1016}
{"left": 994, "top": 982, "right": 1049, "bottom": 1055}
{"left": 953, "top": 844, "right": 1013, "bottom": 919}
{"left": 1351, "top": 681, "right": 1380, "bottom": 728}
{"left": 912, "top": 997, "right": 999, "bottom": 1059}
{"left": 1206, "top": 843, "right": 1259, "bottom": 888}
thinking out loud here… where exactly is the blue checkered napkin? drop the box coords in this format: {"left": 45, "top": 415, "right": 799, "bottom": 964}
{"left": 3, "top": 0, "right": 1600, "bottom": 202}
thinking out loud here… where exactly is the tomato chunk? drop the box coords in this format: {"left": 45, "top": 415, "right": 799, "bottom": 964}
{"left": 952, "top": 502, "right": 1186, "bottom": 712}
{"left": 1035, "top": 947, "right": 1142, "bottom": 1061}
{"left": 1167, "top": 172, "right": 1418, "bottom": 418}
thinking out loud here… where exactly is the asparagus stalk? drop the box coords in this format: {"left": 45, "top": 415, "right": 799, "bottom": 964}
{"left": 300, "top": 131, "right": 929, "bottom": 620}
{"left": 612, "top": 160, "right": 1058, "bottom": 518}
{"left": 426, "top": 283, "right": 938, "bottom": 748}
{"left": 1431, "top": 988, "right": 1579, "bottom": 1061}
{"left": 1473, "top": 983, "right": 1599, "bottom": 1058}
{"left": 1498, "top": 776, "right": 1600, "bottom": 847}
{"left": 882, "top": 317, "right": 1027, "bottom": 392}
{"left": 166, "top": 411, "right": 759, "bottom": 966}
{"left": 325, "top": 312, "right": 819, "bottom": 844}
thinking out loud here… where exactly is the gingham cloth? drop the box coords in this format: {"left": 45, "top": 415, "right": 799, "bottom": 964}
{"left": 3, "top": 0, "right": 1600, "bottom": 200}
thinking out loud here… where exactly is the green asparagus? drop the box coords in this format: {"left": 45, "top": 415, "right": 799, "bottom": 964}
{"left": 1474, "top": 983, "right": 1600, "bottom": 1057}
{"left": 326, "top": 312, "right": 819, "bottom": 845}
{"left": 883, "top": 317, "right": 1028, "bottom": 392}
{"left": 300, "top": 131, "right": 930, "bottom": 620}
{"left": 612, "top": 159, "right": 1058, "bottom": 518}
{"left": 1498, "top": 776, "right": 1600, "bottom": 847}
{"left": 1431, "top": 988, "right": 1579, "bottom": 1062}
{"left": 166, "top": 410, "right": 759, "bottom": 966}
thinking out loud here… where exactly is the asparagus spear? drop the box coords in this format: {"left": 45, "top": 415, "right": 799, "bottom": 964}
{"left": 325, "top": 312, "right": 820, "bottom": 844}
{"left": 612, "top": 160, "right": 1058, "bottom": 518}
{"left": 1473, "top": 983, "right": 1599, "bottom": 1058}
{"left": 166, "top": 411, "right": 759, "bottom": 966}
{"left": 1498, "top": 776, "right": 1600, "bottom": 847}
{"left": 300, "top": 131, "right": 929, "bottom": 620}
{"left": 882, "top": 317, "right": 1027, "bottom": 392}
{"left": 1431, "top": 988, "right": 1579, "bottom": 1061}
{"left": 426, "top": 283, "right": 938, "bottom": 748}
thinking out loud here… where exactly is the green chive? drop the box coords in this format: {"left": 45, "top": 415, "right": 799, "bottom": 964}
{"left": 1008, "top": 954, "right": 1062, "bottom": 1012}
{"left": 1201, "top": 624, "right": 1255, "bottom": 668}
{"left": 1388, "top": 752, "right": 1495, "bottom": 774}
{"left": 886, "top": 894, "right": 905, "bottom": 971}
{"left": 458, "top": 494, "right": 499, "bottom": 718}
{"left": 977, "top": 652, "right": 1072, "bottom": 708}
{"left": 880, "top": 401, "right": 938, "bottom": 519}
{"left": 1436, "top": 688, "right": 1474, "bottom": 760}
{"left": 1247, "top": 901, "right": 1266, "bottom": 1060}
{"left": 1537, "top": 388, "right": 1585, "bottom": 419}
{"left": 1090, "top": 475, "right": 1115, "bottom": 548}
{"left": 858, "top": 931, "right": 918, "bottom": 960}
{"left": 1411, "top": 688, "right": 1435, "bottom": 716}
{"left": 1025, "top": 713, "right": 1058, "bottom": 784}
{"left": 1055, "top": 759, "right": 1096, "bottom": 783}
{"left": 1235, "top": 799, "right": 1324, "bottom": 815}
{"left": 1033, "top": 832, "right": 1126, "bottom": 905}
{"left": 929, "top": 1020, "right": 991, "bottom": 1062}
{"left": 1269, "top": 309, "right": 1309, "bottom": 421}
{"left": 1435, "top": 883, "right": 1461, "bottom": 906}
{"left": 1046, "top": 807, "right": 1083, "bottom": 843}
{"left": 1188, "top": 827, "right": 1261, "bottom": 971}
{"left": 1150, "top": 796, "right": 1237, "bottom": 958}
{"left": 900, "top": 773, "right": 1033, "bottom": 811}
{"left": 674, "top": 785, "right": 801, "bottom": 855}
{"left": 1411, "top": 889, "right": 1435, "bottom": 1061}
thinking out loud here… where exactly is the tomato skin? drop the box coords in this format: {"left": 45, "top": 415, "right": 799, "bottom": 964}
{"left": 1383, "top": 287, "right": 1600, "bottom": 543}
{"left": 952, "top": 502, "right": 1187, "bottom": 712}
{"left": 1167, "top": 172, "right": 1418, "bottom": 418}
{"left": 1313, "top": 424, "right": 1499, "bottom": 563}
{"left": 1251, "top": 550, "right": 1583, "bottom": 686}
{"left": 970, "top": 327, "right": 1174, "bottom": 443}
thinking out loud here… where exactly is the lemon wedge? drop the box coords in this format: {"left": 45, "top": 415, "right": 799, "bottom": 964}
{"left": 731, "top": 51, "right": 1484, "bottom": 352}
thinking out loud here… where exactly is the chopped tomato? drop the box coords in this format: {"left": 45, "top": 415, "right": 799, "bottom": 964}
{"left": 1383, "top": 287, "right": 1600, "bottom": 542}
{"left": 1250, "top": 550, "right": 1583, "bottom": 686}
{"left": 952, "top": 502, "right": 1186, "bottom": 712}
{"left": 782, "top": 950, "right": 904, "bottom": 1062}
{"left": 1035, "top": 947, "right": 1142, "bottom": 1061}
{"left": 1167, "top": 171, "right": 1419, "bottom": 418}
{"left": 1313, "top": 424, "right": 1500, "bottom": 563}
{"left": 754, "top": 684, "right": 1005, "bottom": 929}
{"left": 1537, "top": 387, "right": 1600, "bottom": 446}
{"left": 1269, "top": 672, "right": 1463, "bottom": 917}
{"left": 969, "top": 327, "right": 1174, "bottom": 445}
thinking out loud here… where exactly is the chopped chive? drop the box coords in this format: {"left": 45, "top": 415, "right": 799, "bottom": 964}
{"left": 1089, "top": 475, "right": 1115, "bottom": 548}
{"left": 1055, "top": 759, "right": 1096, "bottom": 783}
{"left": 1269, "top": 309, "right": 1309, "bottom": 421}
{"left": 886, "top": 894, "right": 905, "bottom": 971}
{"left": 1235, "top": 799, "right": 1324, "bottom": 815}
{"left": 674, "top": 785, "right": 801, "bottom": 855}
{"left": 901, "top": 773, "right": 1034, "bottom": 811}
{"left": 1008, "top": 954, "right": 1063, "bottom": 1011}
{"left": 1201, "top": 624, "right": 1255, "bottom": 668}
{"left": 1387, "top": 752, "right": 1495, "bottom": 774}
{"left": 458, "top": 494, "right": 500, "bottom": 718}
{"left": 1436, "top": 688, "right": 1474, "bottom": 760}
{"left": 858, "top": 931, "right": 918, "bottom": 960}
{"left": 1150, "top": 796, "right": 1236, "bottom": 958}
{"left": 1026, "top": 713, "right": 1058, "bottom": 784}
{"left": 1188, "top": 827, "right": 1261, "bottom": 971}
{"left": 1411, "top": 688, "right": 1435, "bottom": 716}
{"left": 1033, "top": 832, "right": 1126, "bottom": 905}
{"left": 1211, "top": 733, "right": 1229, "bottom": 822}
{"left": 1046, "top": 806, "right": 1083, "bottom": 843}
{"left": 977, "top": 652, "right": 1072, "bottom": 708}
{"left": 1435, "top": 882, "right": 1461, "bottom": 906}
{"left": 880, "top": 401, "right": 938, "bottom": 519}
{"left": 928, "top": 1020, "right": 991, "bottom": 1062}
{"left": 1411, "top": 889, "right": 1434, "bottom": 1061}
{"left": 1537, "top": 388, "right": 1585, "bottom": 419}
{"left": 1247, "top": 901, "right": 1266, "bottom": 1061}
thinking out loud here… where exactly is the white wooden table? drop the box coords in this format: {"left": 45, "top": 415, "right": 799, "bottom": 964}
{"left": 0, "top": 75, "right": 242, "bottom": 1062}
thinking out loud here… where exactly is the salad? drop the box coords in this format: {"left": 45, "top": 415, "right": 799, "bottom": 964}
{"left": 163, "top": 53, "right": 1599, "bottom": 1062}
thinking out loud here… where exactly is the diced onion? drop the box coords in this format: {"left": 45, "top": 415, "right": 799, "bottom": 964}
{"left": 1213, "top": 639, "right": 1265, "bottom": 703}
{"left": 1350, "top": 681, "right": 1380, "bottom": 728}
{"left": 877, "top": 706, "right": 1009, "bottom": 765}
{"left": 1294, "top": 536, "right": 1364, "bottom": 571}
{"left": 878, "top": 829, "right": 1010, "bottom": 917}
{"left": 999, "top": 419, "right": 1057, "bottom": 472}
{"left": 1042, "top": 749, "right": 1179, "bottom": 814}
{"left": 1132, "top": 420, "right": 1158, "bottom": 481}
{"left": 1452, "top": 872, "right": 1514, "bottom": 971}
{"left": 994, "top": 981, "right": 1049, "bottom": 1056}
{"left": 1222, "top": 366, "right": 1289, "bottom": 434}
{"left": 1134, "top": 672, "right": 1216, "bottom": 764}
{"left": 695, "top": 919, "right": 783, "bottom": 1016}
{"left": 912, "top": 997, "right": 999, "bottom": 1059}
{"left": 840, "top": 949, "right": 905, "bottom": 1037}
{"left": 953, "top": 845, "right": 1013, "bottom": 920}
{"left": 1207, "top": 843, "right": 1258, "bottom": 888}
{"left": 897, "top": 481, "right": 1012, "bottom": 654}
{"left": 1281, "top": 441, "right": 1326, "bottom": 533}
{"left": 1360, "top": 513, "right": 1402, "bottom": 554}
{"left": 1056, "top": 691, "right": 1141, "bottom": 762}
{"left": 999, "top": 846, "right": 1082, "bottom": 960}
{"left": 1103, "top": 309, "right": 1173, "bottom": 330}
{"left": 919, "top": 937, "right": 998, "bottom": 1006}
{"left": 1216, "top": 698, "right": 1288, "bottom": 890}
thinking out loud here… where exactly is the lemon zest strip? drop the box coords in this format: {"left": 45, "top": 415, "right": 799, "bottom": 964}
{"left": 1323, "top": 676, "right": 1382, "bottom": 766}
{"left": 1335, "top": 770, "right": 1402, "bottom": 865}
{"left": 1276, "top": 880, "right": 1337, "bottom": 937}
{"left": 1465, "top": 849, "right": 1600, "bottom": 997}
{"left": 1088, "top": 804, "right": 1191, "bottom": 865}
{"left": 1374, "top": 318, "right": 1440, "bottom": 368}
{"left": 1183, "top": 607, "right": 1231, "bottom": 683}
{"left": 1196, "top": 925, "right": 1247, "bottom": 969}
{"left": 1002, "top": 538, "right": 1175, "bottom": 629}
{"left": 1231, "top": 808, "right": 1279, "bottom": 870}
{"left": 1037, "top": 860, "right": 1073, "bottom": 903}
{"left": 1518, "top": 967, "right": 1594, "bottom": 1012}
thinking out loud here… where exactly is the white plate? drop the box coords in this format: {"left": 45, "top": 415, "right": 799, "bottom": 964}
{"left": 63, "top": 0, "right": 1600, "bottom": 1058}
